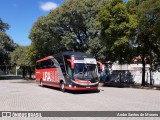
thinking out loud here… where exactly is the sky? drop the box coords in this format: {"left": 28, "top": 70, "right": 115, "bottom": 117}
{"left": 0, "top": 0, "right": 65, "bottom": 46}
{"left": 0, "top": 0, "right": 128, "bottom": 46}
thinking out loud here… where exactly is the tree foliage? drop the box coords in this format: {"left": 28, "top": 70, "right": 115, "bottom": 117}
{"left": 137, "top": 0, "right": 160, "bottom": 86}
{"left": 28, "top": 0, "right": 160, "bottom": 86}
{"left": 10, "top": 46, "right": 29, "bottom": 66}
{"left": 0, "top": 18, "right": 9, "bottom": 32}
{"left": 99, "top": 0, "right": 136, "bottom": 63}
{"left": 0, "top": 18, "right": 16, "bottom": 65}
{"left": 127, "top": 0, "right": 160, "bottom": 86}
{"left": 10, "top": 46, "right": 33, "bottom": 78}
{"left": 136, "top": 0, "right": 160, "bottom": 55}
{"left": 29, "top": 0, "right": 108, "bottom": 64}
{"left": 99, "top": 0, "right": 160, "bottom": 86}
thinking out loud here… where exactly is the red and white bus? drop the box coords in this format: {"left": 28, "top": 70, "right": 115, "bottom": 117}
{"left": 35, "top": 51, "right": 102, "bottom": 92}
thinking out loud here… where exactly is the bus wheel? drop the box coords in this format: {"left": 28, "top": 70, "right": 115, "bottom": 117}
{"left": 40, "top": 80, "right": 43, "bottom": 87}
{"left": 60, "top": 82, "right": 65, "bottom": 92}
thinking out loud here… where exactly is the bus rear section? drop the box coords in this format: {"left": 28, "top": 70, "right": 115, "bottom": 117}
{"left": 35, "top": 52, "right": 102, "bottom": 92}
{"left": 35, "top": 56, "right": 61, "bottom": 88}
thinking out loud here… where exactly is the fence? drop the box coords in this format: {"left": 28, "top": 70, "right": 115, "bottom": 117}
{"left": 0, "top": 66, "right": 35, "bottom": 79}
{"left": 103, "top": 64, "right": 160, "bottom": 86}
{"left": 0, "top": 66, "right": 22, "bottom": 75}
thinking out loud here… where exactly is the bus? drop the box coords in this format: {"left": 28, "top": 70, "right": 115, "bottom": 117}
{"left": 35, "top": 51, "right": 102, "bottom": 92}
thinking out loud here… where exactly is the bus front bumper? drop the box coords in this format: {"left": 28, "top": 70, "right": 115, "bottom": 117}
{"left": 64, "top": 86, "right": 98, "bottom": 91}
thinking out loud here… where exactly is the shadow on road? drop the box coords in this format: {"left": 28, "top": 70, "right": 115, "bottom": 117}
{"left": 67, "top": 89, "right": 100, "bottom": 94}
{"left": 103, "top": 83, "right": 130, "bottom": 88}
{"left": 0, "top": 75, "right": 22, "bottom": 80}
{"left": 39, "top": 85, "right": 101, "bottom": 94}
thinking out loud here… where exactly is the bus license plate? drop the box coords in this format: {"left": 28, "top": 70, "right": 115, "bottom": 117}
{"left": 86, "top": 87, "right": 90, "bottom": 88}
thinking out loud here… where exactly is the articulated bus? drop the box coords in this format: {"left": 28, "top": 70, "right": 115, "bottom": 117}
{"left": 35, "top": 51, "right": 102, "bottom": 92}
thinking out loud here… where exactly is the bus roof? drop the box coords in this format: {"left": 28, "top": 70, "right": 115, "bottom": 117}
{"left": 54, "top": 51, "right": 94, "bottom": 58}
{"left": 36, "top": 51, "right": 94, "bottom": 62}
{"left": 36, "top": 56, "right": 53, "bottom": 62}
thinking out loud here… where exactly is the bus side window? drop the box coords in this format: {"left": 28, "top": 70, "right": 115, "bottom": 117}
{"left": 43, "top": 59, "right": 55, "bottom": 68}
{"left": 36, "top": 62, "right": 43, "bottom": 69}
{"left": 66, "top": 61, "right": 72, "bottom": 76}
{"left": 40, "top": 62, "right": 44, "bottom": 69}
{"left": 55, "top": 56, "right": 66, "bottom": 75}
{"left": 42, "top": 60, "right": 47, "bottom": 68}
{"left": 59, "top": 63, "right": 66, "bottom": 75}
{"left": 46, "top": 59, "right": 54, "bottom": 68}
{"left": 36, "top": 62, "right": 40, "bottom": 69}
{"left": 50, "top": 60, "right": 55, "bottom": 68}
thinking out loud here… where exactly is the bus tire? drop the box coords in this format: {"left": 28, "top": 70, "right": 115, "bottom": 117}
{"left": 60, "top": 81, "right": 65, "bottom": 92}
{"left": 40, "top": 80, "right": 43, "bottom": 87}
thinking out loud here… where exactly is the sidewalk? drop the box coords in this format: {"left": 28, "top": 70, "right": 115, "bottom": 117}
{"left": 99, "top": 82, "right": 160, "bottom": 90}
{"left": 130, "top": 85, "right": 160, "bottom": 90}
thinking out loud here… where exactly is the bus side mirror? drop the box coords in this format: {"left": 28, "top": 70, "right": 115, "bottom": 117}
{"left": 97, "top": 61, "right": 103, "bottom": 72}
{"left": 67, "top": 59, "right": 74, "bottom": 69}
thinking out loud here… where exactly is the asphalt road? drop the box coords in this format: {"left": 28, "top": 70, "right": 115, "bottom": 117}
{"left": 0, "top": 79, "right": 160, "bottom": 120}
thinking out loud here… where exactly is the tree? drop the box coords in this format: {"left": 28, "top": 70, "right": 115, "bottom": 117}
{"left": 99, "top": 0, "right": 136, "bottom": 64}
{"left": 127, "top": 0, "right": 160, "bottom": 86}
{"left": 0, "top": 18, "right": 9, "bottom": 31}
{"left": 29, "top": 0, "right": 108, "bottom": 65}
{"left": 0, "top": 18, "right": 16, "bottom": 67}
{"left": 10, "top": 46, "right": 32, "bottom": 78}
{"left": 137, "top": 0, "right": 160, "bottom": 86}
{"left": 48, "top": 0, "right": 108, "bottom": 59}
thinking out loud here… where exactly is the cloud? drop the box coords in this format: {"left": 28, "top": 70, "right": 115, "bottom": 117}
{"left": 40, "top": 2, "right": 58, "bottom": 11}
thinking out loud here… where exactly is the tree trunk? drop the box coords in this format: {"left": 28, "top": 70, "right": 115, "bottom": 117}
{"left": 28, "top": 67, "right": 32, "bottom": 79}
{"left": 141, "top": 54, "right": 146, "bottom": 86}
{"left": 149, "top": 68, "right": 152, "bottom": 85}
{"left": 22, "top": 67, "right": 26, "bottom": 78}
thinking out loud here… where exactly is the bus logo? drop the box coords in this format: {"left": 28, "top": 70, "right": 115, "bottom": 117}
{"left": 43, "top": 71, "right": 59, "bottom": 82}
{"left": 43, "top": 72, "right": 54, "bottom": 81}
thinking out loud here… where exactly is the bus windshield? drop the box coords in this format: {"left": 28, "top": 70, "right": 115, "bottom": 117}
{"left": 73, "top": 63, "right": 98, "bottom": 81}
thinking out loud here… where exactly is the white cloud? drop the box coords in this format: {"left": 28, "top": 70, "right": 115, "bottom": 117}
{"left": 40, "top": 2, "right": 58, "bottom": 11}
